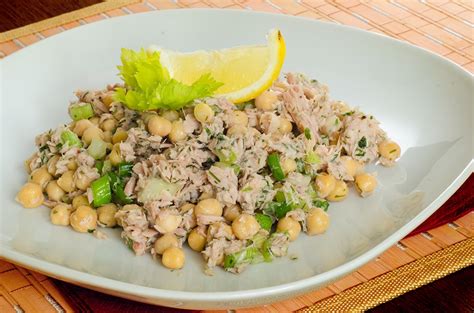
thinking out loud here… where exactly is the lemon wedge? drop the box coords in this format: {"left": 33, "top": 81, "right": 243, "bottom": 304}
{"left": 149, "top": 29, "right": 286, "bottom": 103}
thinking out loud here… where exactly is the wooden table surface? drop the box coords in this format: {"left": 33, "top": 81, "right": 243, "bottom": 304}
{"left": 1, "top": 1, "right": 472, "bottom": 312}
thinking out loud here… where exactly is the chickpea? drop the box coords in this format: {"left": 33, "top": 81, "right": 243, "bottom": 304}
{"left": 199, "top": 192, "right": 214, "bottom": 200}
{"left": 47, "top": 155, "right": 60, "bottom": 176}
{"left": 74, "top": 172, "right": 94, "bottom": 191}
{"left": 355, "top": 173, "right": 377, "bottom": 197}
{"left": 89, "top": 117, "right": 100, "bottom": 125}
{"left": 276, "top": 217, "right": 301, "bottom": 241}
{"left": 327, "top": 180, "right": 348, "bottom": 202}
{"left": 154, "top": 233, "right": 179, "bottom": 255}
{"left": 67, "top": 160, "right": 78, "bottom": 171}
{"left": 46, "top": 181, "right": 65, "bottom": 202}
{"left": 188, "top": 228, "right": 207, "bottom": 252}
{"left": 223, "top": 204, "right": 241, "bottom": 222}
{"left": 179, "top": 202, "right": 195, "bottom": 213}
{"left": 50, "top": 204, "right": 72, "bottom": 226}
{"left": 168, "top": 120, "right": 187, "bottom": 143}
{"left": 16, "top": 182, "right": 44, "bottom": 208}
{"left": 102, "top": 94, "right": 114, "bottom": 107}
{"left": 82, "top": 126, "right": 104, "bottom": 145}
{"left": 122, "top": 204, "right": 142, "bottom": 211}
{"left": 194, "top": 198, "right": 223, "bottom": 217}
{"left": 100, "top": 119, "right": 116, "bottom": 132}
{"left": 227, "top": 125, "right": 247, "bottom": 137}
{"left": 281, "top": 158, "right": 297, "bottom": 174}
{"left": 194, "top": 103, "right": 215, "bottom": 123}
{"left": 97, "top": 203, "right": 118, "bottom": 227}
{"left": 70, "top": 205, "right": 97, "bottom": 233}
{"left": 378, "top": 140, "right": 401, "bottom": 162}
{"left": 141, "top": 112, "right": 157, "bottom": 124}
{"left": 72, "top": 195, "right": 89, "bottom": 210}
{"left": 162, "top": 247, "right": 185, "bottom": 270}
{"left": 112, "top": 129, "right": 128, "bottom": 144}
{"left": 231, "top": 111, "right": 248, "bottom": 126}
{"left": 232, "top": 214, "right": 260, "bottom": 240}
{"left": 340, "top": 156, "right": 363, "bottom": 179}
{"left": 148, "top": 116, "right": 172, "bottom": 137}
{"left": 161, "top": 110, "right": 180, "bottom": 122}
{"left": 102, "top": 130, "right": 113, "bottom": 143}
{"left": 108, "top": 144, "right": 122, "bottom": 166}
{"left": 73, "top": 119, "right": 93, "bottom": 137}
{"left": 154, "top": 211, "right": 183, "bottom": 234}
{"left": 306, "top": 208, "right": 330, "bottom": 235}
{"left": 314, "top": 173, "right": 336, "bottom": 199}
{"left": 255, "top": 91, "right": 278, "bottom": 111}
{"left": 278, "top": 118, "right": 293, "bottom": 134}
{"left": 57, "top": 170, "right": 75, "bottom": 193}
{"left": 30, "top": 167, "right": 52, "bottom": 189}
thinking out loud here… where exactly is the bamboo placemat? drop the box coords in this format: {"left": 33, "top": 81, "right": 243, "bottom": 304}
{"left": 0, "top": 1, "right": 473, "bottom": 312}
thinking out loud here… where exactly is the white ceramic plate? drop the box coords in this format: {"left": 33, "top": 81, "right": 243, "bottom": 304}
{"left": 1, "top": 9, "right": 473, "bottom": 310}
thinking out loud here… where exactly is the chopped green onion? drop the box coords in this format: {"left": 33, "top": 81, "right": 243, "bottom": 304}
{"left": 95, "top": 161, "right": 104, "bottom": 173}
{"left": 102, "top": 160, "right": 112, "bottom": 174}
{"left": 91, "top": 175, "right": 112, "bottom": 207}
{"left": 215, "top": 149, "right": 237, "bottom": 164}
{"left": 305, "top": 151, "right": 320, "bottom": 164}
{"left": 296, "top": 158, "right": 305, "bottom": 173}
{"left": 107, "top": 172, "right": 133, "bottom": 205}
{"left": 275, "top": 202, "right": 292, "bottom": 219}
{"left": 304, "top": 128, "right": 312, "bottom": 140}
{"left": 261, "top": 239, "right": 273, "bottom": 262}
{"left": 223, "top": 246, "right": 263, "bottom": 270}
{"left": 224, "top": 254, "right": 237, "bottom": 269}
{"left": 267, "top": 153, "right": 285, "bottom": 181}
{"left": 113, "top": 183, "right": 133, "bottom": 205}
{"left": 264, "top": 201, "right": 292, "bottom": 219}
{"left": 215, "top": 162, "right": 240, "bottom": 175}
{"left": 87, "top": 138, "right": 107, "bottom": 159}
{"left": 275, "top": 190, "right": 286, "bottom": 203}
{"left": 313, "top": 199, "right": 330, "bottom": 212}
{"left": 60, "top": 130, "right": 82, "bottom": 148}
{"left": 117, "top": 162, "right": 133, "bottom": 177}
{"left": 69, "top": 103, "right": 94, "bottom": 121}
{"left": 255, "top": 214, "right": 273, "bottom": 232}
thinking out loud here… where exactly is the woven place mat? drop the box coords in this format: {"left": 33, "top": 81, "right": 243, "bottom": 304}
{"left": 0, "top": 1, "right": 473, "bottom": 312}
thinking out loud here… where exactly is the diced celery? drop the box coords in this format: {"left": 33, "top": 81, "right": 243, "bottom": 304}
{"left": 60, "top": 130, "right": 82, "bottom": 148}
{"left": 69, "top": 103, "right": 94, "bottom": 121}
{"left": 138, "top": 178, "right": 179, "bottom": 203}
{"left": 87, "top": 138, "right": 107, "bottom": 159}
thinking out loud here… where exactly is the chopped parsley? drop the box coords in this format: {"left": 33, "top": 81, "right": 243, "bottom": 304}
{"left": 208, "top": 171, "right": 221, "bottom": 183}
{"left": 304, "top": 128, "right": 312, "bottom": 140}
{"left": 355, "top": 148, "right": 366, "bottom": 157}
{"left": 358, "top": 136, "right": 367, "bottom": 149}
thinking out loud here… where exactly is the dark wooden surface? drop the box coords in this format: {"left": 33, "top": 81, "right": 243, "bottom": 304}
{"left": 1, "top": 2, "right": 472, "bottom": 312}
{"left": 0, "top": 0, "right": 102, "bottom": 32}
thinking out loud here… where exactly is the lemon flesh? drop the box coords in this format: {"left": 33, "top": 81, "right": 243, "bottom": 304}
{"left": 151, "top": 29, "right": 286, "bottom": 103}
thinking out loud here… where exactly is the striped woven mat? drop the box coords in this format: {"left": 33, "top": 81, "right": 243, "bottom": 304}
{"left": 0, "top": 1, "right": 473, "bottom": 312}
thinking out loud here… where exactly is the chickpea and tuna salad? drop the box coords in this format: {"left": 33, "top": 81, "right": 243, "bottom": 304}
{"left": 17, "top": 48, "right": 401, "bottom": 274}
